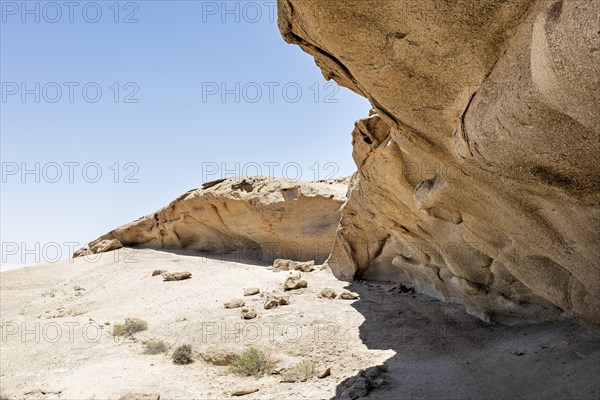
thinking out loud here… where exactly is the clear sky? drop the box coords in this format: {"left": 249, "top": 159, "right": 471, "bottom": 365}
{"left": 0, "top": 1, "right": 370, "bottom": 268}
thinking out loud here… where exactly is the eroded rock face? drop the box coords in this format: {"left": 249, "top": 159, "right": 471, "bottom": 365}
{"left": 82, "top": 176, "right": 348, "bottom": 264}
{"left": 279, "top": 0, "right": 600, "bottom": 328}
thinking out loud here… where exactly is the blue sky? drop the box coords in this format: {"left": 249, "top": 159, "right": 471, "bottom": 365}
{"left": 0, "top": 1, "right": 370, "bottom": 267}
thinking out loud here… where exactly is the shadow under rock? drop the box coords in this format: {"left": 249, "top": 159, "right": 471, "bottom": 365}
{"left": 333, "top": 281, "right": 600, "bottom": 400}
{"left": 129, "top": 246, "right": 273, "bottom": 267}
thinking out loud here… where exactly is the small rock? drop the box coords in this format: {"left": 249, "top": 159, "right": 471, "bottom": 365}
{"left": 119, "top": 394, "right": 160, "bottom": 400}
{"left": 281, "top": 370, "right": 308, "bottom": 383}
{"left": 74, "top": 286, "right": 85, "bottom": 291}
{"left": 264, "top": 295, "right": 290, "bottom": 309}
{"left": 201, "top": 346, "right": 238, "bottom": 366}
{"left": 284, "top": 277, "right": 308, "bottom": 291}
{"left": 320, "top": 288, "right": 337, "bottom": 299}
{"left": 318, "top": 367, "right": 331, "bottom": 379}
{"left": 162, "top": 272, "right": 192, "bottom": 281}
{"left": 224, "top": 299, "right": 245, "bottom": 309}
{"left": 339, "top": 291, "right": 359, "bottom": 300}
{"left": 241, "top": 307, "right": 257, "bottom": 319}
{"left": 152, "top": 269, "right": 166, "bottom": 277}
{"left": 243, "top": 287, "right": 260, "bottom": 296}
{"left": 231, "top": 387, "right": 259, "bottom": 396}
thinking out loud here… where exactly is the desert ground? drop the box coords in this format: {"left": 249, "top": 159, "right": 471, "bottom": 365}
{"left": 1, "top": 248, "right": 599, "bottom": 399}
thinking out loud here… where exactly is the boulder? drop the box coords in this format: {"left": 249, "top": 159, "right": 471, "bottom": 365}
{"left": 79, "top": 177, "right": 347, "bottom": 264}
{"left": 279, "top": 0, "right": 600, "bottom": 329}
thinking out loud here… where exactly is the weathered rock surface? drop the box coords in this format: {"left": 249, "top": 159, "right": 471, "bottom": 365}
{"left": 79, "top": 176, "right": 347, "bottom": 264}
{"left": 273, "top": 259, "right": 315, "bottom": 272}
{"left": 74, "top": 238, "right": 123, "bottom": 258}
{"left": 279, "top": 0, "right": 600, "bottom": 329}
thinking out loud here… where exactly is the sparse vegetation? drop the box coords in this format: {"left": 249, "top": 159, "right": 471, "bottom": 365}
{"left": 291, "top": 359, "right": 317, "bottom": 378}
{"left": 143, "top": 339, "right": 168, "bottom": 355}
{"left": 229, "top": 346, "right": 273, "bottom": 378}
{"left": 112, "top": 318, "right": 148, "bottom": 337}
{"left": 172, "top": 344, "right": 194, "bottom": 364}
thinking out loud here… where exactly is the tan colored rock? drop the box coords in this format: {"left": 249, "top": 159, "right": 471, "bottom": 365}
{"left": 224, "top": 299, "right": 245, "bottom": 309}
{"left": 273, "top": 259, "right": 315, "bottom": 272}
{"left": 279, "top": 0, "right": 600, "bottom": 329}
{"left": 201, "top": 346, "right": 238, "bottom": 366}
{"left": 241, "top": 307, "right": 257, "bottom": 319}
{"left": 283, "top": 277, "right": 308, "bottom": 291}
{"left": 91, "top": 239, "right": 122, "bottom": 254}
{"left": 80, "top": 176, "right": 347, "bottom": 264}
{"left": 319, "top": 288, "right": 337, "bottom": 299}
{"left": 162, "top": 272, "right": 191, "bottom": 281}
{"left": 318, "top": 367, "right": 331, "bottom": 379}
{"left": 339, "top": 291, "right": 359, "bottom": 300}
{"left": 152, "top": 269, "right": 166, "bottom": 277}
{"left": 231, "top": 387, "right": 259, "bottom": 396}
{"left": 119, "top": 394, "right": 160, "bottom": 400}
{"left": 264, "top": 294, "right": 290, "bottom": 309}
{"left": 243, "top": 287, "right": 260, "bottom": 296}
{"left": 73, "top": 239, "right": 122, "bottom": 258}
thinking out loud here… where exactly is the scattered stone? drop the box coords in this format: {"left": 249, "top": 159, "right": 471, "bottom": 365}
{"left": 320, "top": 288, "right": 337, "bottom": 299}
{"left": 231, "top": 387, "right": 259, "bottom": 396}
{"left": 339, "top": 291, "right": 360, "bottom": 300}
{"left": 318, "top": 367, "right": 331, "bottom": 379}
{"left": 74, "top": 286, "right": 85, "bottom": 291}
{"left": 243, "top": 287, "right": 260, "bottom": 296}
{"left": 284, "top": 277, "right": 308, "bottom": 291}
{"left": 241, "top": 307, "right": 257, "bottom": 319}
{"left": 119, "top": 394, "right": 160, "bottom": 400}
{"left": 264, "top": 295, "right": 290, "bottom": 309}
{"left": 281, "top": 370, "right": 308, "bottom": 383}
{"left": 201, "top": 346, "right": 238, "bottom": 366}
{"left": 388, "top": 283, "right": 415, "bottom": 294}
{"left": 162, "top": 272, "right": 192, "bottom": 281}
{"left": 152, "top": 269, "right": 166, "bottom": 277}
{"left": 273, "top": 259, "right": 315, "bottom": 272}
{"left": 224, "top": 299, "right": 245, "bottom": 309}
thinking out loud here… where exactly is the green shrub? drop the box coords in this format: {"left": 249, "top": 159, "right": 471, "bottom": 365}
{"left": 112, "top": 318, "right": 148, "bottom": 337}
{"left": 143, "top": 339, "right": 168, "bottom": 355}
{"left": 229, "top": 346, "right": 273, "bottom": 378}
{"left": 291, "top": 359, "right": 317, "bottom": 378}
{"left": 172, "top": 344, "right": 194, "bottom": 365}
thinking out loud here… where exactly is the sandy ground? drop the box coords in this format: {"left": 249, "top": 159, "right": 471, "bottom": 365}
{"left": 1, "top": 248, "right": 599, "bottom": 400}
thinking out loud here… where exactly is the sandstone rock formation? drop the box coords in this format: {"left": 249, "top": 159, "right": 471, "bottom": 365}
{"left": 279, "top": 0, "right": 600, "bottom": 329}
{"left": 77, "top": 176, "right": 348, "bottom": 264}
